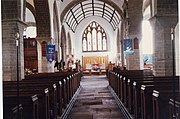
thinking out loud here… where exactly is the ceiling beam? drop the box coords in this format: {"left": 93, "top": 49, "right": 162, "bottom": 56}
{"left": 92, "top": 0, "right": 94, "bottom": 15}
{"left": 80, "top": 2, "right": 85, "bottom": 18}
{"left": 110, "top": 9, "right": 115, "bottom": 23}
{"left": 70, "top": 9, "right": 78, "bottom": 24}
{"left": 102, "top": 2, "right": 105, "bottom": 17}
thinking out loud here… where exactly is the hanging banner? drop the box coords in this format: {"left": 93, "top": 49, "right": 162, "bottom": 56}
{"left": 143, "top": 54, "right": 153, "bottom": 65}
{"left": 46, "top": 44, "right": 56, "bottom": 63}
{"left": 123, "top": 39, "right": 134, "bottom": 54}
{"left": 143, "top": 54, "right": 153, "bottom": 69}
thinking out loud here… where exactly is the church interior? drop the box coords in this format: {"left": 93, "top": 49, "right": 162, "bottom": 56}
{"left": 1, "top": 0, "right": 180, "bottom": 119}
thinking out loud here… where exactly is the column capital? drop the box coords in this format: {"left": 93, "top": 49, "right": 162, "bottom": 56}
{"left": 36, "top": 37, "right": 52, "bottom": 44}
{"left": 149, "top": 16, "right": 178, "bottom": 29}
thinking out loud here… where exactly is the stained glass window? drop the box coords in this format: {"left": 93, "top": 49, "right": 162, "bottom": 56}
{"left": 82, "top": 21, "right": 107, "bottom": 52}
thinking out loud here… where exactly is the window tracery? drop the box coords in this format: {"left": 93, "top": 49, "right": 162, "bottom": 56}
{"left": 82, "top": 21, "right": 107, "bottom": 52}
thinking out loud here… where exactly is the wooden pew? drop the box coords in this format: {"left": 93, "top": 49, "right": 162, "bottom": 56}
{"left": 127, "top": 76, "right": 179, "bottom": 115}
{"left": 23, "top": 77, "right": 64, "bottom": 116}
{"left": 123, "top": 76, "right": 145, "bottom": 108}
{"left": 25, "top": 76, "right": 69, "bottom": 112}
{"left": 141, "top": 83, "right": 179, "bottom": 119}
{"left": 4, "top": 103, "right": 23, "bottom": 119}
{"left": 24, "top": 71, "right": 81, "bottom": 116}
{"left": 152, "top": 90, "right": 180, "bottom": 119}
{"left": 4, "top": 71, "right": 81, "bottom": 119}
{"left": 133, "top": 79, "right": 179, "bottom": 119}
{"left": 111, "top": 70, "right": 144, "bottom": 103}
{"left": 169, "top": 97, "right": 180, "bottom": 119}
{"left": 127, "top": 77, "right": 145, "bottom": 114}
{"left": 3, "top": 82, "right": 53, "bottom": 119}
{"left": 4, "top": 94, "right": 38, "bottom": 119}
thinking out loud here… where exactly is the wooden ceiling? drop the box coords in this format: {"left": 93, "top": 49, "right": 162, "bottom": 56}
{"left": 64, "top": 0, "right": 122, "bottom": 32}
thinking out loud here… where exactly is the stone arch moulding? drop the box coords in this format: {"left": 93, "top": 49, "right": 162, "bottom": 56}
{"left": 142, "top": 0, "right": 150, "bottom": 12}
{"left": 26, "top": 2, "right": 36, "bottom": 18}
{"left": 53, "top": 1, "right": 60, "bottom": 49}
{"left": 117, "top": 28, "right": 120, "bottom": 53}
{"left": 67, "top": 32, "right": 72, "bottom": 55}
{"left": 34, "top": 0, "right": 51, "bottom": 38}
{"left": 61, "top": 25, "right": 67, "bottom": 61}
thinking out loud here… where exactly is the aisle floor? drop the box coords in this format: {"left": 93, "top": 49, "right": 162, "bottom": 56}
{"left": 67, "top": 75, "right": 125, "bottom": 119}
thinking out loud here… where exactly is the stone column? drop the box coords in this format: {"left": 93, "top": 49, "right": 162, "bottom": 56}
{"left": 175, "top": 23, "right": 179, "bottom": 75}
{"left": 150, "top": 16, "right": 178, "bottom": 76}
{"left": 2, "top": 21, "right": 26, "bottom": 81}
{"left": 36, "top": 38, "right": 55, "bottom": 73}
{"left": 124, "top": 0, "right": 143, "bottom": 70}
{"left": 2, "top": 0, "right": 26, "bottom": 81}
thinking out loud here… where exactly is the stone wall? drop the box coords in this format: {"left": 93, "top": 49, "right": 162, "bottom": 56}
{"left": 2, "top": 0, "right": 26, "bottom": 81}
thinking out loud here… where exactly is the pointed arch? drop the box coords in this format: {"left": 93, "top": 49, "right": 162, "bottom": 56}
{"left": 61, "top": 25, "right": 67, "bottom": 61}
{"left": 34, "top": 0, "right": 51, "bottom": 37}
{"left": 117, "top": 28, "right": 121, "bottom": 53}
{"left": 53, "top": 1, "right": 60, "bottom": 50}
{"left": 26, "top": 2, "right": 36, "bottom": 17}
{"left": 82, "top": 21, "right": 107, "bottom": 52}
{"left": 67, "top": 32, "right": 72, "bottom": 54}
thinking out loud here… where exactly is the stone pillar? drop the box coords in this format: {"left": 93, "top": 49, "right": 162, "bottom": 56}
{"left": 150, "top": 16, "right": 178, "bottom": 76}
{"left": 36, "top": 38, "right": 55, "bottom": 73}
{"left": 175, "top": 23, "right": 179, "bottom": 75}
{"left": 124, "top": 0, "right": 143, "bottom": 70}
{"left": 2, "top": 0, "right": 26, "bottom": 81}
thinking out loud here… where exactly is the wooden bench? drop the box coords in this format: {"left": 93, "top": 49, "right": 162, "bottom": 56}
{"left": 24, "top": 71, "right": 81, "bottom": 116}
{"left": 109, "top": 70, "right": 144, "bottom": 103}
{"left": 4, "top": 71, "right": 81, "bottom": 119}
{"left": 127, "top": 76, "right": 179, "bottom": 115}
{"left": 23, "top": 77, "right": 65, "bottom": 116}
{"left": 3, "top": 81, "right": 50, "bottom": 119}
{"left": 3, "top": 82, "right": 53, "bottom": 119}
{"left": 3, "top": 103, "right": 23, "bottom": 119}
{"left": 25, "top": 74, "right": 72, "bottom": 111}
{"left": 4, "top": 93, "right": 38, "bottom": 119}
{"left": 169, "top": 97, "right": 180, "bottom": 119}
{"left": 133, "top": 79, "right": 179, "bottom": 119}
{"left": 141, "top": 83, "right": 179, "bottom": 119}
{"left": 152, "top": 90, "right": 180, "bottom": 119}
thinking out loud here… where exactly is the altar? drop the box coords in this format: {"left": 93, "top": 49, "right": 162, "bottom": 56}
{"left": 82, "top": 56, "right": 108, "bottom": 75}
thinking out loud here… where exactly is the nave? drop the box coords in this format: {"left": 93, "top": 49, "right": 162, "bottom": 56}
{"left": 67, "top": 76, "right": 125, "bottom": 119}
{"left": 3, "top": 69, "right": 180, "bottom": 119}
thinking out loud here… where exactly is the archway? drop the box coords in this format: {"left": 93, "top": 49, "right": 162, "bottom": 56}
{"left": 61, "top": 26, "right": 67, "bottom": 62}
{"left": 67, "top": 32, "right": 72, "bottom": 55}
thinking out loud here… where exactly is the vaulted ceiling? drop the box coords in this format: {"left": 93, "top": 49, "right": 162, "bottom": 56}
{"left": 63, "top": 0, "right": 123, "bottom": 32}
{"left": 26, "top": 0, "right": 124, "bottom": 32}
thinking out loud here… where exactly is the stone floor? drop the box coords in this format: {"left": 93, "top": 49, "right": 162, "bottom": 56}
{"left": 67, "top": 75, "right": 125, "bottom": 119}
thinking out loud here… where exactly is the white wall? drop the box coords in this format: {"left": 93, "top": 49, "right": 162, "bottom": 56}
{"left": 175, "top": 23, "right": 180, "bottom": 76}
{"left": 67, "top": 16, "right": 117, "bottom": 65}
{"left": 0, "top": 0, "right": 2, "bottom": 116}
{"left": 48, "top": 0, "right": 55, "bottom": 43}
{"left": 24, "top": 8, "right": 37, "bottom": 38}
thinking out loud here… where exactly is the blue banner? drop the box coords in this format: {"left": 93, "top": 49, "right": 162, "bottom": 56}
{"left": 46, "top": 44, "right": 56, "bottom": 63}
{"left": 123, "top": 39, "right": 134, "bottom": 54}
{"left": 143, "top": 54, "right": 153, "bottom": 64}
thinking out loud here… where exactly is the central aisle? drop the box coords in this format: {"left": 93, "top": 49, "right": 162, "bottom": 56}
{"left": 67, "top": 75, "right": 125, "bottom": 119}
